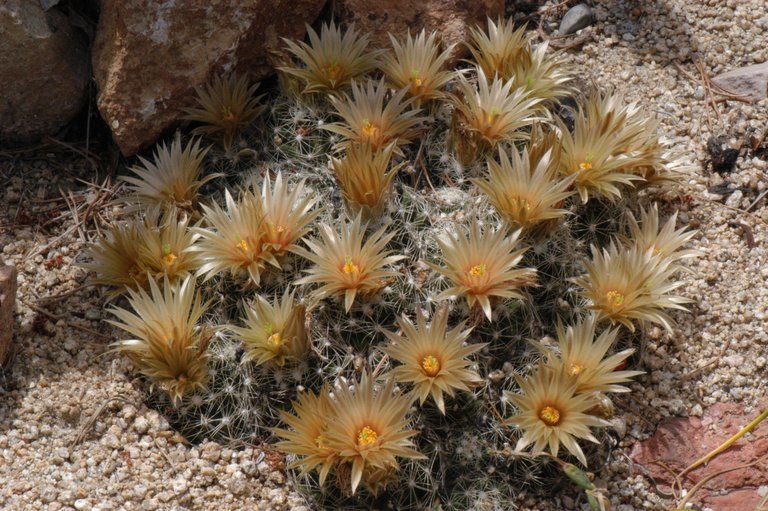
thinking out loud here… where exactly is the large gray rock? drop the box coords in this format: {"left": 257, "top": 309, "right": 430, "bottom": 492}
{"left": 0, "top": 2, "right": 89, "bottom": 143}
{"left": 0, "top": 265, "right": 17, "bottom": 367}
{"left": 336, "top": 0, "right": 504, "bottom": 65}
{"left": 558, "top": 4, "right": 594, "bottom": 35}
{"left": 712, "top": 62, "right": 768, "bottom": 101}
{"left": 92, "top": 0, "right": 326, "bottom": 156}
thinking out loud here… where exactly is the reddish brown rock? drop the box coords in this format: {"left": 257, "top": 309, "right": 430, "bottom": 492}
{"left": 92, "top": 0, "right": 325, "bottom": 156}
{"left": 0, "top": 2, "right": 89, "bottom": 143}
{"left": 336, "top": 0, "right": 504, "bottom": 63}
{"left": 0, "top": 265, "right": 17, "bottom": 366}
{"left": 630, "top": 400, "right": 768, "bottom": 511}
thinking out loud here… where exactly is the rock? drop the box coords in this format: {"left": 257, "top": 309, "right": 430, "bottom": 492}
{"left": 132, "top": 416, "right": 149, "bottom": 435}
{"left": 630, "top": 400, "right": 768, "bottom": 510}
{"left": 40, "top": 0, "right": 61, "bottom": 11}
{"left": 0, "top": 2, "right": 89, "bottom": 143}
{"left": 336, "top": 0, "right": 503, "bottom": 64}
{"left": 707, "top": 489, "right": 766, "bottom": 511}
{"left": 609, "top": 417, "right": 627, "bottom": 439}
{"left": 201, "top": 441, "right": 222, "bottom": 463}
{"left": 91, "top": 0, "right": 325, "bottom": 156}
{"left": 712, "top": 62, "right": 768, "bottom": 101}
{"left": 0, "top": 264, "right": 17, "bottom": 366}
{"left": 558, "top": 4, "right": 594, "bottom": 35}
{"left": 725, "top": 189, "right": 743, "bottom": 208}
{"left": 172, "top": 477, "right": 188, "bottom": 495}
{"left": 133, "top": 484, "right": 148, "bottom": 499}
{"left": 101, "top": 432, "right": 121, "bottom": 450}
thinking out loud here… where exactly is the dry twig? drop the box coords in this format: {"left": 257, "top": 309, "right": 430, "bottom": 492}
{"left": 728, "top": 220, "right": 757, "bottom": 249}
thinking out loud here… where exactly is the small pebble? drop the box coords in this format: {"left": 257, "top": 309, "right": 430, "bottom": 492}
{"left": 558, "top": 4, "right": 594, "bottom": 35}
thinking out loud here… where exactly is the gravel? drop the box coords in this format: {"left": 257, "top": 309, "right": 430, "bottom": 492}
{"left": 3, "top": 0, "right": 768, "bottom": 509}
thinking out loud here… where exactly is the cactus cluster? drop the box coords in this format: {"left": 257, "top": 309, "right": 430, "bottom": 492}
{"left": 81, "top": 16, "right": 698, "bottom": 509}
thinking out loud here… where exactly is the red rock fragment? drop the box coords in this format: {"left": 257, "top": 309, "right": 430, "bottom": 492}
{"left": 630, "top": 401, "right": 768, "bottom": 511}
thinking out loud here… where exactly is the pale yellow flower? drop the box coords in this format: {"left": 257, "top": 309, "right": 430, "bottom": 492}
{"left": 257, "top": 172, "right": 321, "bottom": 256}
{"left": 381, "top": 306, "right": 485, "bottom": 413}
{"left": 431, "top": 222, "right": 537, "bottom": 321}
{"left": 137, "top": 209, "right": 202, "bottom": 283}
{"left": 108, "top": 276, "right": 212, "bottom": 404}
{"left": 230, "top": 288, "right": 309, "bottom": 367}
{"left": 280, "top": 21, "right": 381, "bottom": 95}
{"left": 324, "top": 78, "right": 426, "bottom": 153}
{"left": 274, "top": 388, "right": 337, "bottom": 485}
{"left": 547, "top": 315, "right": 643, "bottom": 394}
{"left": 121, "top": 134, "right": 214, "bottom": 214}
{"left": 507, "top": 42, "right": 572, "bottom": 102}
{"left": 295, "top": 214, "right": 404, "bottom": 312}
{"left": 468, "top": 18, "right": 571, "bottom": 101}
{"left": 182, "top": 74, "right": 266, "bottom": 150}
{"left": 473, "top": 146, "right": 574, "bottom": 233}
{"left": 380, "top": 29, "right": 455, "bottom": 107}
{"left": 82, "top": 219, "right": 150, "bottom": 296}
{"left": 322, "top": 373, "right": 425, "bottom": 494}
{"left": 556, "top": 115, "right": 640, "bottom": 203}
{"left": 330, "top": 142, "right": 404, "bottom": 218}
{"left": 557, "top": 92, "right": 670, "bottom": 203}
{"left": 505, "top": 365, "right": 607, "bottom": 466}
{"left": 625, "top": 203, "right": 700, "bottom": 262}
{"left": 192, "top": 188, "right": 278, "bottom": 285}
{"left": 572, "top": 242, "right": 691, "bottom": 332}
{"left": 467, "top": 18, "right": 529, "bottom": 81}
{"left": 449, "top": 70, "right": 542, "bottom": 165}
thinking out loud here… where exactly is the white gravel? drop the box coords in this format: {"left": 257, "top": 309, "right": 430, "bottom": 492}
{"left": 3, "top": 0, "right": 768, "bottom": 509}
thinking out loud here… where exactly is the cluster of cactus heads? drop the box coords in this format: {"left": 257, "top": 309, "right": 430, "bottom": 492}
{"left": 81, "top": 16, "right": 698, "bottom": 509}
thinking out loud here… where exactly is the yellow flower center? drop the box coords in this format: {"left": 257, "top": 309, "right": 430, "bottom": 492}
{"left": 579, "top": 161, "right": 593, "bottom": 171}
{"left": 162, "top": 252, "right": 178, "bottom": 267}
{"left": 361, "top": 119, "right": 378, "bottom": 139}
{"left": 421, "top": 355, "right": 441, "bottom": 377}
{"left": 357, "top": 426, "right": 378, "bottom": 447}
{"left": 605, "top": 290, "right": 625, "bottom": 307}
{"left": 539, "top": 405, "right": 561, "bottom": 426}
{"left": 236, "top": 238, "right": 249, "bottom": 252}
{"left": 469, "top": 263, "right": 486, "bottom": 277}
{"left": 267, "top": 332, "right": 282, "bottom": 347}
{"left": 568, "top": 363, "right": 585, "bottom": 377}
{"left": 410, "top": 71, "right": 423, "bottom": 88}
{"left": 343, "top": 256, "right": 359, "bottom": 275}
